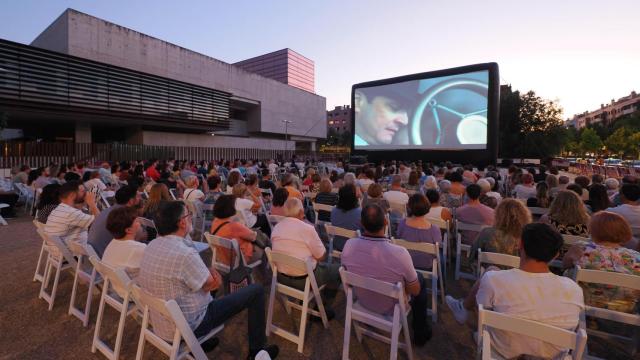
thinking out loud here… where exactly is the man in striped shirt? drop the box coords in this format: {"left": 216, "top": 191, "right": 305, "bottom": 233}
{"left": 45, "top": 181, "right": 100, "bottom": 247}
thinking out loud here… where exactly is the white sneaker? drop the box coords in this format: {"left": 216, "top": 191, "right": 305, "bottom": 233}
{"left": 445, "top": 295, "right": 468, "bottom": 324}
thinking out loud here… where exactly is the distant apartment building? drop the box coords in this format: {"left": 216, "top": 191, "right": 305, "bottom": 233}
{"left": 234, "top": 49, "right": 315, "bottom": 93}
{"left": 567, "top": 91, "right": 640, "bottom": 129}
{"left": 327, "top": 105, "right": 352, "bottom": 133}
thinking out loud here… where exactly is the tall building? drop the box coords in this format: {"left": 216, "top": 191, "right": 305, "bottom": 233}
{"left": 0, "top": 8, "right": 325, "bottom": 152}
{"left": 566, "top": 91, "right": 640, "bottom": 129}
{"left": 327, "top": 105, "right": 352, "bottom": 133}
{"left": 234, "top": 49, "right": 315, "bottom": 93}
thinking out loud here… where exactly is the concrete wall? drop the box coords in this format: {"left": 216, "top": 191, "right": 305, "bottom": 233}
{"left": 142, "top": 130, "right": 294, "bottom": 150}
{"left": 31, "top": 9, "right": 326, "bottom": 140}
{"left": 31, "top": 11, "right": 69, "bottom": 54}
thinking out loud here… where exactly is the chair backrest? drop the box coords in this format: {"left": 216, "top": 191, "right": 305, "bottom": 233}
{"left": 477, "top": 304, "right": 587, "bottom": 360}
{"left": 204, "top": 233, "right": 243, "bottom": 272}
{"left": 324, "top": 224, "right": 359, "bottom": 239}
{"left": 388, "top": 201, "right": 407, "bottom": 218}
{"left": 392, "top": 238, "right": 439, "bottom": 256}
{"left": 312, "top": 203, "right": 334, "bottom": 213}
{"left": 265, "top": 247, "right": 314, "bottom": 278}
{"left": 561, "top": 234, "right": 589, "bottom": 247}
{"left": 89, "top": 256, "right": 133, "bottom": 298}
{"left": 339, "top": 267, "right": 404, "bottom": 302}
{"left": 67, "top": 241, "right": 100, "bottom": 259}
{"left": 476, "top": 249, "right": 520, "bottom": 278}
{"left": 429, "top": 217, "right": 449, "bottom": 231}
{"left": 169, "top": 188, "right": 177, "bottom": 200}
{"left": 130, "top": 284, "right": 208, "bottom": 360}
{"left": 528, "top": 207, "right": 548, "bottom": 216}
{"left": 574, "top": 267, "right": 640, "bottom": 292}
{"left": 455, "top": 220, "right": 489, "bottom": 232}
{"left": 40, "top": 231, "right": 78, "bottom": 268}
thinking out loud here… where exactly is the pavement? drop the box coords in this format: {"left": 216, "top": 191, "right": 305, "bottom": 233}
{"left": 0, "top": 214, "right": 634, "bottom": 359}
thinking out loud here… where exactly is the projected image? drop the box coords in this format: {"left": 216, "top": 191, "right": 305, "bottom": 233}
{"left": 354, "top": 70, "right": 489, "bottom": 150}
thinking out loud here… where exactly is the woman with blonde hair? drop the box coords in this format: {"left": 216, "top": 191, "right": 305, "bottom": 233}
{"left": 471, "top": 198, "right": 532, "bottom": 257}
{"left": 142, "top": 183, "right": 172, "bottom": 218}
{"left": 540, "top": 190, "right": 590, "bottom": 237}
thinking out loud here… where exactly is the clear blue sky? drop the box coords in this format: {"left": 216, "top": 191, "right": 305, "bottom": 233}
{"left": 1, "top": 0, "right": 638, "bottom": 117}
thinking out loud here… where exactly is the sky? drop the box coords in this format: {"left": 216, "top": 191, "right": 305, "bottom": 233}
{"left": 1, "top": 0, "right": 638, "bottom": 118}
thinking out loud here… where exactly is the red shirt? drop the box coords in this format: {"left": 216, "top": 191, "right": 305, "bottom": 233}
{"left": 146, "top": 166, "right": 161, "bottom": 181}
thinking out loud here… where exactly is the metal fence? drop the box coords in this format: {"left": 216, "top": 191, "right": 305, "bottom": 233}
{"left": 0, "top": 141, "right": 349, "bottom": 168}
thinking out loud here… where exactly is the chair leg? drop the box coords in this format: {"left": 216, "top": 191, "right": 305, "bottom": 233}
{"left": 266, "top": 279, "right": 277, "bottom": 336}
{"left": 390, "top": 311, "right": 401, "bottom": 360}
{"left": 342, "top": 300, "right": 352, "bottom": 360}
{"left": 33, "top": 242, "right": 47, "bottom": 282}
{"left": 48, "top": 261, "right": 62, "bottom": 311}
{"left": 39, "top": 258, "right": 52, "bottom": 299}
{"left": 0, "top": 214, "right": 7, "bottom": 226}
{"left": 353, "top": 321, "right": 364, "bottom": 343}
{"left": 431, "top": 275, "right": 438, "bottom": 323}
{"left": 69, "top": 262, "right": 82, "bottom": 317}
{"left": 135, "top": 309, "right": 149, "bottom": 360}
{"left": 297, "top": 295, "right": 310, "bottom": 353}
{"left": 92, "top": 284, "right": 108, "bottom": 353}
{"left": 82, "top": 274, "right": 97, "bottom": 327}
{"left": 113, "top": 295, "right": 130, "bottom": 359}
{"left": 401, "top": 312, "right": 414, "bottom": 360}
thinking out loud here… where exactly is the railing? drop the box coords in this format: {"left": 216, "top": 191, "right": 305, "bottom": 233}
{"left": 0, "top": 141, "right": 348, "bottom": 168}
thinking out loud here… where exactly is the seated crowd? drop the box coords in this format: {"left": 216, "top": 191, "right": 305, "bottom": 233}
{"left": 17, "top": 156, "right": 640, "bottom": 359}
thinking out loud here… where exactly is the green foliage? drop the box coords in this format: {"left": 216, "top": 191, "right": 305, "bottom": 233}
{"left": 580, "top": 128, "right": 604, "bottom": 154}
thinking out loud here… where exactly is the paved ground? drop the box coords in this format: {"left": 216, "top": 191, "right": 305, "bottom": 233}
{"left": 0, "top": 214, "right": 635, "bottom": 360}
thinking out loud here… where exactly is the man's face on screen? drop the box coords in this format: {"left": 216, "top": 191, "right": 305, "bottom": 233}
{"left": 356, "top": 94, "right": 409, "bottom": 145}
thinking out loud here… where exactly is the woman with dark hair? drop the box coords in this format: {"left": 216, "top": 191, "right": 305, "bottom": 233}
{"left": 270, "top": 188, "right": 289, "bottom": 216}
{"left": 585, "top": 183, "right": 611, "bottom": 214}
{"left": 396, "top": 193, "right": 442, "bottom": 270}
{"left": 36, "top": 183, "right": 61, "bottom": 224}
{"left": 330, "top": 184, "right": 362, "bottom": 251}
{"left": 404, "top": 171, "right": 421, "bottom": 192}
{"left": 210, "top": 194, "right": 263, "bottom": 266}
{"left": 424, "top": 189, "right": 453, "bottom": 222}
{"left": 226, "top": 171, "right": 243, "bottom": 193}
{"left": 361, "top": 183, "right": 390, "bottom": 213}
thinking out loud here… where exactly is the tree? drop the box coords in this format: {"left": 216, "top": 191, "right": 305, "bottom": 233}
{"left": 580, "top": 128, "right": 603, "bottom": 155}
{"left": 630, "top": 132, "right": 640, "bottom": 158}
{"left": 605, "top": 127, "right": 632, "bottom": 157}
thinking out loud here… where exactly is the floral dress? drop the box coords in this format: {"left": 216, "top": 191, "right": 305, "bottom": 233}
{"left": 577, "top": 243, "right": 640, "bottom": 314}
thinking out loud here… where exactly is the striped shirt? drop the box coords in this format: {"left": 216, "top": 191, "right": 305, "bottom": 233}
{"left": 44, "top": 203, "right": 94, "bottom": 246}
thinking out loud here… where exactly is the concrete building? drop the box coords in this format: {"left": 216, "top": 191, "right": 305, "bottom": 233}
{"left": 327, "top": 105, "right": 352, "bottom": 133}
{"left": 567, "top": 91, "right": 640, "bottom": 129}
{"left": 0, "top": 8, "right": 325, "bottom": 153}
{"left": 234, "top": 49, "right": 315, "bottom": 94}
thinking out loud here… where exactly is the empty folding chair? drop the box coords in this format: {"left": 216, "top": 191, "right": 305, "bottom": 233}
{"left": 574, "top": 267, "right": 640, "bottom": 358}
{"left": 475, "top": 249, "right": 520, "bottom": 279}
{"left": 477, "top": 304, "right": 587, "bottom": 360}
{"left": 454, "top": 220, "right": 489, "bottom": 280}
{"left": 339, "top": 267, "right": 414, "bottom": 360}
{"left": 89, "top": 256, "right": 139, "bottom": 360}
{"left": 265, "top": 248, "right": 329, "bottom": 353}
{"left": 131, "top": 284, "right": 224, "bottom": 360}
{"left": 38, "top": 232, "right": 77, "bottom": 310}
{"left": 391, "top": 238, "right": 443, "bottom": 322}
{"left": 67, "top": 242, "right": 102, "bottom": 326}
{"left": 324, "top": 224, "right": 359, "bottom": 262}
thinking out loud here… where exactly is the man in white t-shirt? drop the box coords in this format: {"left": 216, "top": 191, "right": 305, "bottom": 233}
{"left": 605, "top": 183, "right": 640, "bottom": 228}
{"left": 383, "top": 175, "right": 409, "bottom": 205}
{"left": 446, "top": 223, "right": 584, "bottom": 359}
{"left": 102, "top": 206, "right": 147, "bottom": 275}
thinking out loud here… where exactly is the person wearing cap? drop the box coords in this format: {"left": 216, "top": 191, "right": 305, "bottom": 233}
{"left": 354, "top": 85, "right": 413, "bottom": 146}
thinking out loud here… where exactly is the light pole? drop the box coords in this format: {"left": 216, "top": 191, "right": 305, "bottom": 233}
{"left": 282, "top": 119, "right": 292, "bottom": 161}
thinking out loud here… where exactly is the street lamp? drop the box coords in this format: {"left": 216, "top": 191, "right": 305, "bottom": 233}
{"left": 282, "top": 119, "right": 293, "bottom": 160}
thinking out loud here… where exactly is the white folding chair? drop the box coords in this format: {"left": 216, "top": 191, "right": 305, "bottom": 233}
{"left": 324, "top": 224, "right": 359, "bottom": 262}
{"left": 38, "top": 232, "right": 77, "bottom": 310}
{"left": 137, "top": 217, "right": 157, "bottom": 233}
{"left": 15, "top": 183, "right": 35, "bottom": 214}
{"left": 477, "top": 304, "right": 587, "bottom": 360}
{"left": 33, "top": 220, "right": 48, "bottom": 282}
{"left": 265, "top": 248, "right": 329, "bottom": 353}
{"left": 339, "top": 267, "right": 414, "bottom": 360}
{"left": 89, "top": 256, "right": 138, "bottom": 360}
{"left": 169, "top": 188, "right": 178, "bottom": 200}
{"left": 475, "top": 249, "right": 520, "bottom": 279}
{"left": 429, "top": 217, "right": 450, "bottom": 279}
{"left": 0, "top": 203, "right": 8, "bottom": 225}
{"left": 392, "top": 238, "right": 443, "bottom": 322}
{"left": 185, "top": 200, "right": 205, "bottom": 241}
{"left": 67, "top": 242, "right": 102, "bottom": 326}
{"left": 312, "top": 203, "right": 334, "bottom": 225}
{"left": 204, "top": 233, "right": 262, "bottom": 282}
{"left": 454, "top": 220, "right": 489, "bottom": 280}
{"left": 528, "top": 206, "right": 548, "bottom": 218}
{"left": 574, "top": 267, "right": 640, "bottom": 358}
{"left": 131, "top": 284, "right": 224, "bottom": 360}
{"left": 100, "top": 192, "right": 111, "bottom": 209}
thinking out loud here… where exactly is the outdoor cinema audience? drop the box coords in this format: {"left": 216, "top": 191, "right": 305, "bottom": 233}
{"left": 456, "top": 184, "right": 495, "bottom": 245}
{"left": 446, "top": 223, "right": 584, "bottom": 359}
{"left": 396, "top": 193, "right": 442, "bottom": 270}
{"left": 341, "top": 204, "right": 432, "bottom": 346}
{"left": 137, "top": 201, "right": 279, "bottom": 359}
{"left": 102, "top": 206, "right": 147, "bottom": 275}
